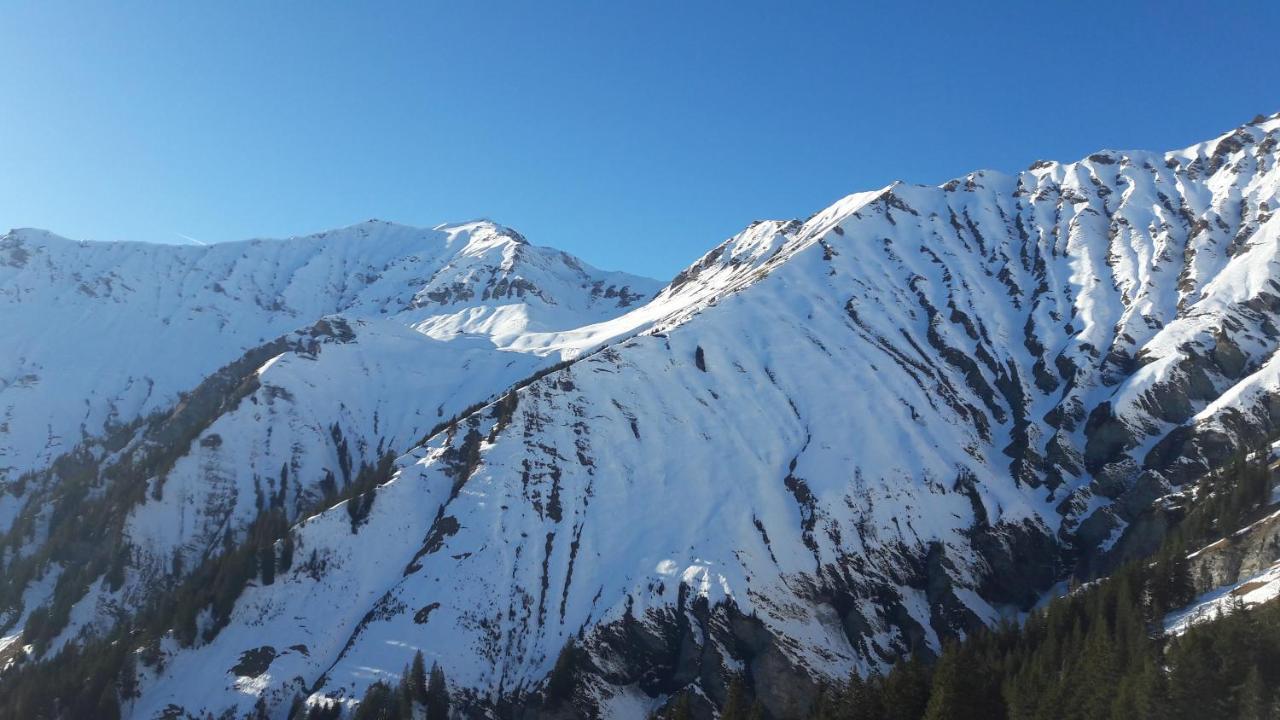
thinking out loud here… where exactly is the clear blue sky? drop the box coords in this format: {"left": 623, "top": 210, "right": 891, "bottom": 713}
{"left": 2, "top": 2, "right": 1277, "bottom": 279}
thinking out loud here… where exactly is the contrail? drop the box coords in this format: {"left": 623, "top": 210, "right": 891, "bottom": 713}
{"left": 175, "top": 232, "right": 207, "bottom": 246}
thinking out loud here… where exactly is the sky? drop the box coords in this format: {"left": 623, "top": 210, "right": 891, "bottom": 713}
{"left": 1, "top": 2, "right": 1277, "bottom": 280}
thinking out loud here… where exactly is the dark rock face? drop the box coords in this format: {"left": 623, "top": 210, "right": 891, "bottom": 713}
{"left": 1147, "top": 402, "right": 1280, "bottom": 487}
{"left": 509, "top": 529, "right": 1065, "bottom": 720}
{"left": 231, "top": 646, "right": 278, "bottom": 678}
{"left": 971, "top": 520, "right": 1068, "bottom": 608}
{"left": 1084, "top": 402, "right": 1133, "bottom": 474}
{"left": 504, "top": 595, "right": 822, "bottom": 720}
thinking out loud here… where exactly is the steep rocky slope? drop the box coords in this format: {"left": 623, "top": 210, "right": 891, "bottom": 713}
{"left": 5, "top": 114, "right": 1280, "bottom": 719}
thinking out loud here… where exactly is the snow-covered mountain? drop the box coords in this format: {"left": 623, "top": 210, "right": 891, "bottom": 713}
{"left": 5, "top": 113, "right": 1280, "bottom": 719}
{"left": 0, "top": 220, "right": 659, "bottom": 659}
{"left": 0, "top": 219, "right": 654, "bottom": 485}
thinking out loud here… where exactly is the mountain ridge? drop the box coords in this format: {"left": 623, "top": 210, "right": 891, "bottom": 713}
{"left": 3, "top": 112, "right": 1280, "bottom": 719}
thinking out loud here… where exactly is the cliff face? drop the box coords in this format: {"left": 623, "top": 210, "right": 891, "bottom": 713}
{"left": 1167, "top": 453, "right": 1280, "bottom": 636}
{"left": 1190, "top": 499, "right": 1280, "bottom": 589}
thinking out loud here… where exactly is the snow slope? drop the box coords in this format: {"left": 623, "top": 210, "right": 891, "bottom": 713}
{"left": 118, "top": 114, "right": 1280, "bottom": 718}
{"left": 0, "top": 219, "right": 654, "bottom": 482}
{"left": 0, "top": 220, "right": 660, "bottom": 646}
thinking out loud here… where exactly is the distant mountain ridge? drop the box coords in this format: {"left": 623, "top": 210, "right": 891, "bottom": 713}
{"left": 0, "top": 219, "right": 657, "bottom": 481}
{"left": 2, "top": 113, "right": 1280, "bottom": 719}
{"left": 0, "top": 219, "right": 661, "bottom": 671}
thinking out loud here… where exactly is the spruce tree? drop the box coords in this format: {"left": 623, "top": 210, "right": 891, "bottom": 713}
{"left": 353, "top": 681, "right": 398, "bottom": 720}
{"left": 546, "top": 638, "right": 577, "bottom": 703}
{"left": 921, "top": 641, "right": 1003, "bottom": 720}
{"left": 260, "top": 541, "right": 276, "bottom": 586}
{"left": 881, "top": 655, "right": 929, "bottom": 720}
{"left": 280, "top": 533, "right": 295, "bottom": 573}
{"left": 1167, "top": 631, "right": 1228, "bottom": 720}
{"left": 410, "top": 650, "right": 429, "bottom": 706}
{"left": 426, "top": 662, "right": 450, "bottom": 720}
{"left": 1239, "top": 665, "right": 1269, "bottom": 720}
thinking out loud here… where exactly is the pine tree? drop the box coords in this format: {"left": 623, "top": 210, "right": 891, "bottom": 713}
{"left": 860, "top": 675, "right": 887, "bottom": 720}
{"left": 259, "top": 541, "right": 276, "bottom": 585}
{"left": 546, "top": 638, "right": 577, "bottom": 703}
{"left": 354, "top": 681, "right": 398, "bottom": 720}
{"left": 1132, "top": 657, "right": 1171, "bottom": 720}
{"left": 1075, "top": 619, "right": 1121, "bottom": 719}
{"left": 426, "top": 662, "right": 450, "bottom": 720}
{"left": 881, "top": 655, "right": 929, "bottom": 720}
{"left": 280, "top": 532, "right": 295, "bottom": 573}
{"left": 346, "top": 492, "right": 362, "bottom": 532}
{"left": 1167, "top": 545, "right": 1196, "bottom": 608}
{"left": 922, "top": 641, "right": 1003, "bottom": 720}
{"left": 396, "top": 671, "right": 414, "bottom": 719}
{"left": 1239, "top": 665, "right": 1270, "bottom": 720}
{"left": 410, "top": 650, "right": 429, "bottom": 706}
{"left": 106, "top": 544, "right": 129, "bottom": 592}
{"left": 1167, "top": 631, "right": 1228, "bottom": 720}
{"left": 809, "top": 682, "right": 838, "bottom": 720}
{"left": 94, "top": 686, "right": 122, "bottom": 720}
{"left": 287, "top": 694, "right": 306, "bottom": 719}
{"left": 305, "top": 702, "right": 343, "bottom": 720}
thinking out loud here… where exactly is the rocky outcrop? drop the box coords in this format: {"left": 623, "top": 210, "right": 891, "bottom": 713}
{"left": 1188, "top": 505, "right": 1280, "bottom": 593}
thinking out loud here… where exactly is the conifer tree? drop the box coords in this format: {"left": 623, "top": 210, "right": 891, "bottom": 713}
{"left": 410, "top": 650, "right": 429, "bottom": 706}
{"left": 1130, "top": 656, "right": 1171, "bottom": 720}
{"left": 1167, "top": 630, "right": 1228, "bottom": 720}
{"left": 546, "top": 638, "right": 577, "bottom": 703}
{"left": 880, "top": 655, "right": 929, "bottom": 720}
{"left": 721, "top": 674, "right": 749, "bottom": 720}
{"left": 1239, "top": 665, "right": 1269, "bottom": 720}
{"left": 396, "top": 671, "right": 414, "bottom": 719}
{"left": 280, "top": 532, "right": 295, "bottom": 573}
{"left": 426, "top": 662, "right": 450, "bottom": 720}
{"left": 259, "top": 541, "right": 276, "bottom": 585}
{"left": 353, "top": 681, "right": 398, "bottom": 720}
{"left": 921, "top": 641, "right": 1003, "bottom": 720}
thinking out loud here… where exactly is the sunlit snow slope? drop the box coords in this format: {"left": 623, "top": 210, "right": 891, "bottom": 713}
{"left": 0, "top": 220, "right": 659, "bottom": 654}
{"left": 7, "top": 114, "right": 1280, "bottom": 720}
{"left": 0, "top": 220, "right": 654, "bottom": 486}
